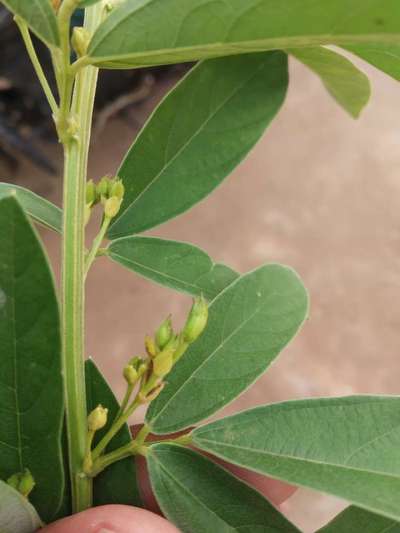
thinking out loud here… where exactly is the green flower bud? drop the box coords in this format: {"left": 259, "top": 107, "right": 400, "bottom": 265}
{"left": 155, "top": 315, "right": 173, "bottom": 350}
{"left": 87, "top": 404, "right": 108, "bottom": 432}
{"left": 123, "top": 364, "right": 138, "bottom": 385}
{"left": 97, "top": 175, "right": 111, "bottom": 199}
{"left": 7, "top": 470, "right": 35, "bottom": 498}
{"left": 71, "top": 27, "right": 91, "bottom": 57}
{"left": 129, "top": 356, "right": 144, "bottom": 369}
{"left": 18, "top": 470, "right": 35, "bottom": 498}
{"left": 86, "top": 179, "right": 97, "bottom": 206}
{"left": 183, "top": 296, "right": 209, "bottom": 343}
{"left": 110, "top": 179, "right": 125, "bottom": 200}
{"left": 152, "top": 337, "right": 179, "bottom": 378}
{"left": 104, "top": 196, "right": 122, "bottom": 219}
{"left": 145, "top": 335, "right": 157, "bottom": 358}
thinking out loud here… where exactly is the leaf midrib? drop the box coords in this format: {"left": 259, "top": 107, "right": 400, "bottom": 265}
{"left": 194, "top": 437, "right": 400, "bottom": 481}
{"left": 90, "top": 34, "right": 400, "bottom": 65}
{"left": 112, "top": 55, "right": 271, "bottom": 232}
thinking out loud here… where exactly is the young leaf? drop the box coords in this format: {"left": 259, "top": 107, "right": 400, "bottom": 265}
{"left": 193, "top": 396, "right": 400, "bottom": 522}
{"left": 0, "top": 480, "right": 42, "bottom": 533}
{"left": 317, "top": 506, "right": 400, "bottom": 533}
{"left": 289, "top": 47, "right": 371, "bottom": 118}
{"left": 0, "top": 183, "right": 62, "bottom": 233}
{"left": 1, "top": 0, "right": 59, "bottom": 47}
{"left": 108, "top": 236, "right": 239, "bottom": 300}
{"left": 0, "top": 197, "right": 64, "bottom": 523}
{"left": 85, "top": 359, "right": 142, "bottom": 507}
{"left": 147, "top": 443, "right": 301, "bottom": 533}
{"left": 344, "top": 44, "right": 400, "bottom": 81}
{"left": 107, "top": 52, "right": 288, "bottom": 238}
{"left": 87, "top": 0, "right": 400, "bottom": 68}
{"left": 146, "top": 264, "right": 308, "bottom": 435}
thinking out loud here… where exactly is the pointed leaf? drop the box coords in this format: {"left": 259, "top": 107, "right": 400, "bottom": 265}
{"left": 193, "top": 396, "right": 400, "bottom": 521}
{"left": 0, "top": 480, "right": 42, "bottom": 533}
{"left": 88, "top": 0, "right": 400, "bottom": 68}
{"left": 0, "top": 184, "right": 62, "bottom": 233}
{"left": 146, "top": 264, "right": 308, "bottom": 435}
{"left": 344, "top": 44, "right": 400, "bottom": 81}
{"left": 289, "top": 47, "right": 371, "bottom": 118}
{"left": 1, "top": 0, "right": 59, "bottom": 46}
{"left": 85, "top": 359, "right": 142, "bottom": 507}
{"left": 108, "top": 236, "right": 239, "bottom": 300}
{"left": 317, "top": 506, "right": 400, "bottom": 533}
{"left": 148, "top": 443, "right": 301, "bottom": 533}
{"left": 107, "top": 52, "right": 288, "bottom": 238}
{"left": 0, "top": 197, "right": 64, "bottom": 523}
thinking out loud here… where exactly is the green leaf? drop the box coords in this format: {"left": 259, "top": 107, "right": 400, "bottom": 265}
{"left": 108, "top": 236, "right": 239, "bottom": 300}
{"left": 148, "top": 443, "right": 301, "bottom": 533}
{"left": 344, "top": 44, "right": 400, "bottom": 81}
{"left": 1, "top": 0, "right": 59, "bottom": 47}
{"left": 87, "top": 0, "right": 400, "bottom": 69}
{"left": 0, "top": 480, "right": 42, "bottom": 533}
{"left": 107, "top": 52, "right": 288, "bottom": 238}
{"left": 317, "top": 506, "right": 400, "bottom": 533}
{"left": 80, "top": 0, "right": 102, "bottom": 6}
{"left": 0, "top": 184, "right": 62, "bottom": 233}
{"left": 193, "top": 396, "right": 400, "bottom": 522}
{"left": 0, "top": 197, "right": 64, "bottom": 523}
{"left": 146, "top": 264, "right": 309, "bottom": 435}
{"left": 289, "top": 47, "right": 371, "bottom": 118}
{"left": 85, "top": 359, "right": 142, "bottom": 507}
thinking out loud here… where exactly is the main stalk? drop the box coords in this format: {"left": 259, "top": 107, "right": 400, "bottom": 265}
{"left": 61, "top": 3, "right": 103, "bottom": 513}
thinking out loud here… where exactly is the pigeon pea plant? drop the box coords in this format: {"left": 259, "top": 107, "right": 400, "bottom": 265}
{"left": 1, "top": 1, "right": 400, "bottom": 532}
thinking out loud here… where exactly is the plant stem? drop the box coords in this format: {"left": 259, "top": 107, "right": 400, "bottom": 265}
{"left": 14, "top": 17, "right": 58, "bottom": 116}
{"left": 60, "top": 3, "right": 104, "bottom": 513}
{"left": 84, "top": 216, "right": 111, "bottom": 277}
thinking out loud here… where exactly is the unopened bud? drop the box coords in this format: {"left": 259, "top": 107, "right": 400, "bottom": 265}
{"left": 183, "top": 296, "right": 209, "bottom": 343}
{"left": 145, "top": 335, "right": 157, "bottom": 358}
{"left": 104, "top": 196, "right": 121, "bottom": 218}
{"left": 71, "top": 27, "right": 90, "bottom": 57}
{"left": 123, "top": 364, "right": 138, "bottom": 385}
{"left": 155, "top": 315, "right": 173, "bottom": 350}
{"left": 18, "top": 470, "right": 35, "bottom": 498}
{"left": 87, "top": 404, "right": 108, "bottom": 431}
{"left": 110, "top": 179, "right": 125, "bottom": 200}
{"left": 86, "top": 179, "right": 97, "bottom": 206}
{"left": 97, "top": 175, "right": 111, "bottom": 199}
{"left": 7, "top": 470, "right": 35, "bottom": 498}
{"left": 153, "top": 337, "right": 179, "bottom": 378}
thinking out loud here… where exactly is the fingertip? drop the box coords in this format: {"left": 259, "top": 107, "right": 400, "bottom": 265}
{"left": 41, "top": 505, "right": 179, "bottom": 533}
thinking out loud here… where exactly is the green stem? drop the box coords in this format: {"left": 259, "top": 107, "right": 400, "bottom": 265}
{"left": 84, "top": 216, "right": 111, "bottom": 277}
{"left": 14, "top": 17, "right": 58, "bottom": 116}
{"left": 115, "top": 383, "right": 135, "bottom": 421}
{"left": 60, "top": 3, "right": 104, "bottom": 513}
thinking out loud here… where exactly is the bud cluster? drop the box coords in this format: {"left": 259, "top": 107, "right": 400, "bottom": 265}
{"left": 85, "top": 175, "right": 125, "bottom": 225}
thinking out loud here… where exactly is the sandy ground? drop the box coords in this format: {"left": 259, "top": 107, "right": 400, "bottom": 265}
{"left": 4, "top": 55, "right": 400, "bottom": 531}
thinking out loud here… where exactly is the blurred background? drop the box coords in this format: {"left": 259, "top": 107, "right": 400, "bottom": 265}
{"left": 1, "top": 8, "right": 400, "bottom": 531}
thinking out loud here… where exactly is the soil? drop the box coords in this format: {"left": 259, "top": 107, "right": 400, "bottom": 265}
{"left": 2, "top": 56, "right": 400, "bottom": 531}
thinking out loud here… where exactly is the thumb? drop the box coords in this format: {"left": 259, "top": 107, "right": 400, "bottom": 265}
{"left": 41, "top": 505, "right": 180, "bottom": 533}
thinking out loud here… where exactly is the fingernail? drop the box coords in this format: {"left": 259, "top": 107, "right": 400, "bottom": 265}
{"left": 97, "top": 529, "right": 115, "bottom": 533}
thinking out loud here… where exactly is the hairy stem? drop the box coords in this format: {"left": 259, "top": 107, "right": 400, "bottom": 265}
{"left": 61, "top": 3, "right": 103, "bottom": 513}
